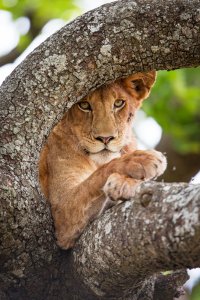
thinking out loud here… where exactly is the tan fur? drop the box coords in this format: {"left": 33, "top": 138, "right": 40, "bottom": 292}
{"left": 39, "top": 71, "right": 167, "bottom": 249}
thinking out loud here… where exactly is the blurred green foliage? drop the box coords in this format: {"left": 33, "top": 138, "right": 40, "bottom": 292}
{"left": 0, "top": 0, "right": 80, "bottom": 23}
{"left": 190, "top": 282, "right": 200, "bottom": 300}
{"left": 144, "top": 68, "right": 200, "bottom": 154}
{"left": 0, "top": 0, "right": 81, "bottom": 51}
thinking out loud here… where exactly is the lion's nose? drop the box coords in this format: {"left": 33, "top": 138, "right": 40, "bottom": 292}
{"left": 95, "top": 136, "right": 114, "bottom": 145}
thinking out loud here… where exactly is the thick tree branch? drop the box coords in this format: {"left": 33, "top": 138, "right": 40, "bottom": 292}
{"left": 0, "top": 0, "right": 200, "bottom": 299}
{"left": 71, "top": 182, "right": 200, "bottom": 299}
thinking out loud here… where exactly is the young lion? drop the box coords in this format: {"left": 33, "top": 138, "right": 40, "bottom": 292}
{"left": 39, "top": 71, "right": 167, "bottom": 249}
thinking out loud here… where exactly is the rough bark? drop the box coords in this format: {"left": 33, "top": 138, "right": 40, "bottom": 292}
{"left": 0, "top": 0, "right": 200, "bottom": 299}
{"left": 72, "top": 182, "right": 200, "bottom": 299}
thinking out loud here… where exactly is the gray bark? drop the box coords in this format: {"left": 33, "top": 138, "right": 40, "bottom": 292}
{"left": 73, "top": 182, "right": 199, "bottom": 299}
{"left": 0, "top": 0, "right": 200, "bottom": 299}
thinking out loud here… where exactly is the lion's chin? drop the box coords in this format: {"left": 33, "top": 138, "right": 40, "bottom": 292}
{"left": 89, "top": 150, "right": 121, "bottom": 166}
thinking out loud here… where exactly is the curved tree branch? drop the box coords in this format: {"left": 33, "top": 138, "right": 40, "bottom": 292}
{"left": 0, "top": 0, "right": 200, "bottom": 299}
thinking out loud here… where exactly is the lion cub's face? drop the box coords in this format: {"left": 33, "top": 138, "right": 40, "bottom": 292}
{"left": 68, "top": 71, "right": 156, "bottom": 164}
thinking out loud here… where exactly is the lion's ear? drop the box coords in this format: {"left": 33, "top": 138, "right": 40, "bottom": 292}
{"left": 121, "top": 71, "right": 156, "bottom": 101}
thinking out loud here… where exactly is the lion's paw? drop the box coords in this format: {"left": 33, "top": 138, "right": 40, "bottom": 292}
{"left": 130, "top": 149, "right": 167, "bottom": 180}
{"left": 103, "top": 173, "right": 141, "bottom": 201}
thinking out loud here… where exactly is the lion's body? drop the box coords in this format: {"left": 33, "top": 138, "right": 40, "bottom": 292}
{"left": 39, "top": 71, "right": 167, "bottom": 249}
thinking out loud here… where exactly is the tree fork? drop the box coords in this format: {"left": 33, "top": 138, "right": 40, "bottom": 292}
{"left": 0, "top": 0, "right": 200, "bottom": 299}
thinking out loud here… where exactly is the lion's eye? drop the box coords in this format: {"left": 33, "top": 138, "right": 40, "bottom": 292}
{"left": 78, "top": 101, "right": 91, "bottom": 111}
{"left": 114, "top": 99, "right": 125, "bottom": 109}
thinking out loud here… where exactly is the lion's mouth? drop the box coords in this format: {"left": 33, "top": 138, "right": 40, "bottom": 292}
{"left": 86, "top": 148, "right": 111, "bottom": 154}
{"left": 97, "top": 148, "right": 121, "bottom": 156}
{"left": 85, "top": 148, "right": 115, "bottom": 155}
{"left": 83, "top": 140, "right": 122, "bottom": 155}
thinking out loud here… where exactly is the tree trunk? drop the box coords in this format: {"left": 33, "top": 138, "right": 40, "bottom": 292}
{"left": 0, "top": 0, "right": 200, "bottom": 299}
